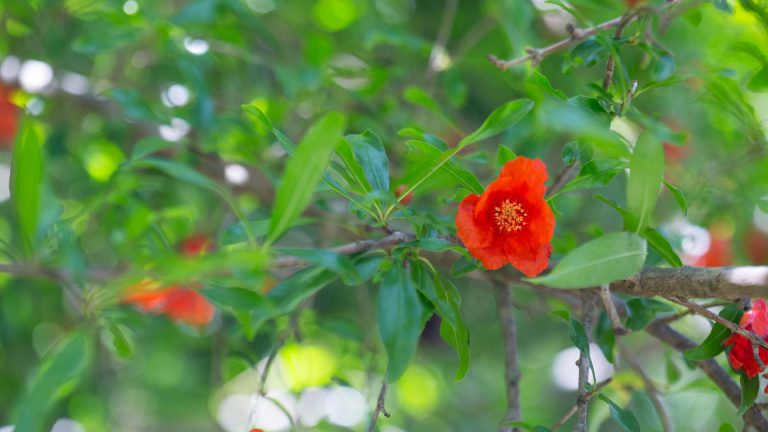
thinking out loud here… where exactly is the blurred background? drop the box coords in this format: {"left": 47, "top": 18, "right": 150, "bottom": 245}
{"left": 2, "top": 0, "right": 768, "bottom": 431}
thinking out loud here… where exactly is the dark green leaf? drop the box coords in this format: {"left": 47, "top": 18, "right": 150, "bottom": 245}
{"left": 451, "top": 255, "right": 481, "bottom": 277}
{"left": 628, "top": 131, "right": 664, "bottom": 232}
{"left": 377, "top": 264, "right": 424, "bottom": 382}
{"left": 685, "top": 304, "right": 743, "bottom": 361}
{"left": 346, "top": 130, "right": 390, "bottom": 192}
{"left": 107, "top": 324, "right": 133, "bottom": 358}
{"left": 598, "top": 394, "right": 641, "bottom": 432}
{"left": 10, "top": 119, "right": 45, "bottom": 257}
{"left": 748, "top": 66, "right": 768, "bottom": 92}
{"left": 268, "top": 112, "right": 346, "bottom": 243}
{"left": 595, "top": 311, "right": 616, "bottom": 363}
{"left": 718, "top": 423, "right": 737, "bottom": 432}
{"left": 739, "top": 372, "right": 759, "bottom": 414}
{"left": 527, "top": 232, "right": 647, "bottom": 289}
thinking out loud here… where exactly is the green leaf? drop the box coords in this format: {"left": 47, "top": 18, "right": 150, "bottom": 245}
{"left": 557, "top": 159, "right": 624, "bottom": 195}
{"left": 496, "top": 145, "right": 517, "bottom": 168}
{"left": 627, "top": 131, "right": 664, "bottom": 232}
{"left": 242, "top": 104, "right": 296, "bottom": 153}
{"left": 459, "top": 99, "right": 534, "bottom": 147}
{"left": 748, "top": 66, "right": 768, "bottom": 92}
{"left": 268, "top": 267, "right": 338, "bottom": 314}
{"left": 14, "top": 331, "right": 92, "bottom": 432}
{"left": 625, "top": 298, "right": 674, "bottom": 331}
{"left": 527, "top": 232, "right": 647, "bottom": 289}
{"left": 598, "top": 394, "right": 641, "bottom": 432}
{"left": 10, "top": 119, "right": 45, "bottom": 257}
{"left": 268, "top": 113, "right": 346, "bottom": 243}
{"left": 202, "top": 287, "right": 269, "bottom": 312}
{"left": 377, "top": 263, "right": 424, "bottom": 382}
{"left": 652, "top": 53, "right": 676, "bottom": 82}
{"left": 718, "top": 423, "right": 737, "bottom": 432}
{"left": 451, "top": 255, "right": 481, "bottom": 277}
{"left": 130, "top": 137, "right": 175, "bottom": 160}
{"left": 757, "top": 196, "right": 768, "bottom": 213}
{"left": 595, "top": 312, "right": 616, "bottom": 363}
{"left": 666, "top": 357, "right": 681, "bottom": 384}
{"left": 404, "top": 140, "right": 483, "bottom": 195}
{"left": 553, "top": 310, "right": 595, "bottom": 381}
{"left": 107, "top": 324, "right": 134, "bottom": 358}
{"left": 663, "top": 179, "right": 688, "bottom": 216}
{"left": 109, "top": 88, "right": 164, "bottom": 123}
{"left": 684, "top": 304, "right": 743, "bottom": 361}
{"left": 525, "top": 69, "right": 567, "bottom": 100}
{"left": 560, "top": 140, "right": 592, "bottom": 166}
{"left": 219, "top": 218, "right": 316, "bottom": 245}
{"left": 276, "top": 248, "right": 359, "bottom": 280}
{"left": 346, "top": 130, "right": 390, "bottom": 192}
{"left": 739, "top": 372, "right": 759, "bottom": 415}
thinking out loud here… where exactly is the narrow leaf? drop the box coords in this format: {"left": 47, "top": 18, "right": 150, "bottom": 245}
{"left": 527, "top": 232, "right": 647, "bottom": 289}
{"left": 10, "top": 119, "right": 45, "bottom": 256}
{"left": 268, "top": 112, "right": 346, "bottom": 243}
{"left": 663, "top": 179, "right": 688, "bottom": 216}
{"left": 627, "top": 131, "right": 664, "bottom": 232}
{"left": 459, "top": 99, "right": 534, "bottom": 147}
{"left": 598, "top": 394, "right": 641, "bottom": 432}
{"left": 739, "top": 372, "right": 759, "bottom": 415}
{"left": 346, "top": 130, "right": 390, "bottom": 192}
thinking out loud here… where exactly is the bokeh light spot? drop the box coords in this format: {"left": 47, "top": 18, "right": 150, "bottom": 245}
{"left": 313, "top": 0, "right": 358, "bottom": 32}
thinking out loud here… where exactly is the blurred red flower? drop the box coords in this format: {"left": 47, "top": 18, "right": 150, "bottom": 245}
{"left": 122, "top": 234, "right": 215, "bottom": 326}
{"left": 456, "top": 156, "right": 555, "bottom": 276}
{"left": 0, "top": 84, "right": 19, "bottom": 148}
{"left": 724, "top": 299, "right": 768, "bottom": 379}
{"left": 693, "top": 225, "right": 733, "bottom": 267}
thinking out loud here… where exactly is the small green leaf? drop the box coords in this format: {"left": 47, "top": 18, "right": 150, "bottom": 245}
{"left": 377, "top": 263, "right": 424, "bottom": 382}
{"left": 525, "top": 70, "right": 567, "bottom": 100}
{"left": 10, "top": 119, "right": 45, "bottom": 257}
{"left": 451, "top": 255, "right": 481, "bottom": 277}
{"left": 598, "top": 394, "right": 641, "bottom": 432}
{"left": 242, "top": 104, "right": 296, "bottom": 153}
{"left": 718, "top": 423, "right": 737, "bottom": 432}
{"left": 738, "top": 372, "right": 759, "bottom": 414}
{"left": 666, "top": 357, "right": 681, "bottom": 384}
{"left": 107, "top": 324, "right": 134, "bottom": 358}
{"left": 130, "top": 137, "right": 175, "bottom": 160}
{"left": 496, "top": 145, "right": 517, "bottom": 168}
{"left": 553, "top": 310, "right": 595, "bottom": 381}
{"left": 595, "top": 312, "right": 616, "bottom": 363}
{"left": 268, "top": 267, "right": 338, "bottom": 314}
{"left": 459, "top": 99, "right": 534, "bottom": 147}
{"left": 219, "top": 218, "right": 316, "bottom": 246}
{"left": 527, "top": 232, "right": 647, "bottom": 289}
{"left": 628, "top": 131, "right": 664, "bottom": 232}
{"left": 346, "top": 130, "right": 390, "bottom": 193}
{"left": 132, "top": 158, "right": 220, "bottom": 191}
{"left": 267, "top": 112, "right": 346, "bottom": 243}
{"left": 625, "top": 298, "right": 673, "bottom": 331}
{"left": 685, "top": 304, "right": 743, "bottom": 361}
{"left": 663, "top": 179, "right": 688, "bottom": 216}
{"left": 558, "top": 159, "right": 624, "bottom": 195}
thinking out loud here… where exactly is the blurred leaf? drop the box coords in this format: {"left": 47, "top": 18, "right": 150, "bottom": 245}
{"left": 242, "top": 105, "right": 296, "bottom": 153}
{"left": 666, "top": 357, "right": 681, "bottom": 384}
{"left": 663, "top": 179, "right": 688, "bottom": 215}
{"left": 106, "top": 324, "right": 133, "bottom": 359}
{"left": 627, "top": 131, "right": 664, "bottom": 232}
{"left": 451, "top": 255, "right": 481, "bottom": 277}
{"left": 557, "top": 159, "right": 624, "bottom": 195}
{"left": 109, "top": 88, "right": 165, "bottom": 123}
{"left": 496, "top": 145, "right": 517, "bottom": 168}
{"left": 625, "top": 298, "right": 674, "bottom": 331}
{"left": 202, "top": 287, "right": 269, "bottom": 312}
{"left": 268, "top": 113, "right": 346, "bottom": 243}
{"left": 276, "top": 248, "right": 359, "bottom": 280}
{"left": 130, "top": 137, "right": 175, "bottom": 161}
{"left": 719, "top": 423, "right": 737, "bottom": 432}
{"left": 527, "top": 232, "right": 647, "bottom": 289}
{"left": 598, "top": 394, "right": 641, "bottom": 432}
{"left": 268, "top": 267, "right": 337, "bottom": 314}
{"left": 567, "top": 38, "right": 608, "bottom": 69}
{"left": 713, "top": 0, "right": 732, "bottom": 13}
{"left": 378, "top": 263, "right": 424, "bottom": 382}
{"left": 14, "top": 331, "right": 92, "bottom": 432}
{"left": 219, "top": 218, "right": 316, "bottom": 245}
{"left": 72, "top": 25, "right": 138, "bottom": 54}
{"left": 739, "top": 372, "right": 759, "bottom": 414}
{"left": 685, "top": 304, "right": 743, "bottom": 361}
{"left": 561, "top": 140, "right": 592, "bottom": 166}
{"left": 346, "top": 130, "right": 390, "bottom": 193}
{"left": 403, "top": 86, "right": 441, "bottom": 114}
{"left": 758, "top": 196, "right": 768, "bottom": 213}
{"left": 459, "top": 99, "right": 534, "bottom": 147}
{"left": 595, "top": 311, "right": 616, "bottom": 363}
{"left": 11, "top": 119, "right": 45, "bottom": 257}
{"left": 749, "top": 66, "right": 768, "bottom": 91}
{"left": 652, "top": 53, "right": 676, "bottom": 81}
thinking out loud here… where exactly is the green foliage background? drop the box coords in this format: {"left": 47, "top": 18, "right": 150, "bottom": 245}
{"left": 3, "top": 0, "right": 768, "bottom": 431}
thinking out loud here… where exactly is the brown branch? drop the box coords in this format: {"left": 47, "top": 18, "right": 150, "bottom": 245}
{"left": 551, "top": 378, "right": 612, "bottom": 431}
{"left": 488, "top": 0, "right": 685, "bottom": 70}
{"left": 602, "top": 14, "right": 631, "bottom": 91}
{"left": 665, "top": 296, "right": 768, "bottom": 350}
{"left": 610, "top": 266, "right": 768, "bottom": 299}
{"left": 600, "top": 283, "right": 629, "bottom": 335}
{"left": 575, "top": 294, "right": 598, "bottom": 432}
{"left": 368, "top": 381, "right": 390, "bottom": 432}
{"left": 618, "top": 342, "right": 672, "bottom": 432}
{"left": 645, "top": 321, "right": 768, "bottom": 430}
{"left": 494, "top": 280, "right": 522, "bottom": 432}
{"left": 547, "top": 162, "right": 579, "bottom": 198}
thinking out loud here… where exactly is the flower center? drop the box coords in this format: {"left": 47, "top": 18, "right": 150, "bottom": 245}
{"left": 494, "top": 199, "right": 527, "bottom": 233}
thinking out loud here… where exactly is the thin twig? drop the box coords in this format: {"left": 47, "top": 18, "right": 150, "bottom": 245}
{"left": 368, "top": 381, "right": 390, "bottom": 432}
{"left": 618, "top": 342, "right": 673, "bottom": 432}
{"left": 575, "top": 294, "right": 598, "bottom": 432}
{"left": 258, "top": 339, "right": 284, "bottom": 396}
{"left": 272, "top": 231, "right": 416, "bottom": 268}
{"left": 654, "top": 300, "right": 733, "bottom": 325}
{"left": 551, "top": 378, "right": 612, "bottom": 431}
{"left": 488, "top": 0, "right": 685, "bottom": 70}
{"left": 599, "top": 284, "right": 629, "bottom": 335}
{"left": 666, "top": 296, "right": 768, "bottom": 350}
{"left": 547, "top": 162, "right": 579, "bottom": 198}
{"left": 494, "top": 279, "right": 522, "bottom": 432}
{"left": 602, "top": 15, "right": 631, "bottom": 91}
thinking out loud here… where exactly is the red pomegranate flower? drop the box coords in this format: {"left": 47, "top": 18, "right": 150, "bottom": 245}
{"left": 0, "top": 83, "right": 18, "bottom": 148}
{"left": 456, "top": 156, "right": 555, "bottom": 276}
{"left": 723, "top": 299, "right": 768, "bottom": 379}
{"left": 122, "top": 234, "right": 216, "bottom": 326}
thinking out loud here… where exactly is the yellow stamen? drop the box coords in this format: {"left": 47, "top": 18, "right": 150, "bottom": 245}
{"left": 494, "top": 199, "right": 527, "bottom": 233}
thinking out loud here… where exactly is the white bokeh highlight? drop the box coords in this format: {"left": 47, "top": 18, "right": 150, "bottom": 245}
{"left": 51, "top": 419, "right": 85, "bottom": 432}
{"left": 19, "top": 60, "right": 54, "bottom": 93}
{"left": 224, "top": 164, "right": 250, "bottom": 185}
{"left": 0, "top": 164, "right": 11, "bottom": 203}
{"left": 552, "top": 343, "right": 614, "bottom": 391}
{"left": 184, "top": 38, "right": 210, "bottom": 56}
{"left": 161, "top": 84, "right": 190, "bottom": 107}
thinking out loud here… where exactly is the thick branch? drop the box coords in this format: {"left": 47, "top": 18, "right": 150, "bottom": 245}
{"left": 494, "top": 281, "right": 522, "bottom": 431}
{"left": 610, "top": 266, "right": 768, "bottom": 299}
{"left": 645, "top": 321, "right": 768, "bottom": 429}
{"left": 488, "top": 0, "right": 685, "bottom": 70}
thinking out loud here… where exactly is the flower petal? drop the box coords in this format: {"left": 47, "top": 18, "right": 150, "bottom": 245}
{"left": 456, "top": 193, "right": 492, "bottom": 248}
{"left": 499, "top": 156, "right": 549, "bottom": 189}
{"left": 505, "top": 241, "right": 551, "bottom": 277}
